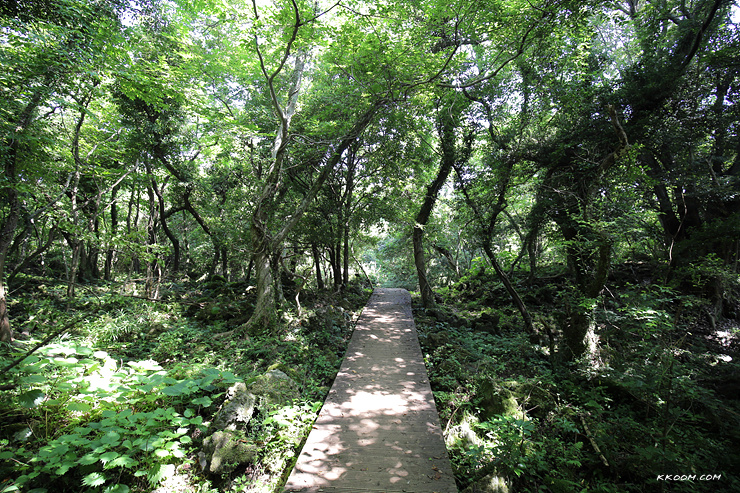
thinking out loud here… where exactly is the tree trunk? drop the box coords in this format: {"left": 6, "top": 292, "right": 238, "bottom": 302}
{"left": 0, "top": 80, "right": 49, "bottom": 341}
{"left": 145, "top": 183, "right": 159, "bottom": 299}
{"left": 245, "top": 91, "right": 385, "bottom": 332}
{"left": 104, "top": 184, "right": 119, "bottom": 280}
{"left": 433, "top": 244, "right": 460, "bottom": 280}
{"left": 0, "top": 202, "right": 18, "bottom": 341}
{"left": 343, "top": 225, "right": 350, "bottom": 286}
{"left": 413, "top": 104, "right": 458, "bottom": 309}
{"left": 413, "top": 226, "right": 436, "bottom": 308}
{"left": 66, "top": 169, "right": 83, "bottom": 299}
{"left": 333, "top": 240, "right": 343, "bottom": 289}
{"left": 482, "top": 243, "right": 535, "bottom": 335}
{"left": 312, "top": 243, "right": 324, "bottom": 290}
{"left": 9, "top": 225, "right": 58, "bottom": 283}
{"left": 249, "top": 247, "right": 277, "bottom": 332}
{"left": 209, "top": 247, "right": 220, "bottom": 279}
{"left": 85, "top": 218, "right": 101, "bottom": 279}
{"left": 245, "top": 257, "right": 254, "bottom": 283}
{"left": 148, "top": 169, "right": 180, "bottom": 273}
{"left": 342, "top": 153, "right": 357, "bottom": 286}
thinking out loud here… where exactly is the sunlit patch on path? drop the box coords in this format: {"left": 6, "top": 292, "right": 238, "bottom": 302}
{"left": 284, "top": 288, "right": 458, "bottom": 493}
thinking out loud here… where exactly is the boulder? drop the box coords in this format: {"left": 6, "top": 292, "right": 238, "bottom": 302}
{"left": 462, "top": 474, "right": 511, "bottom": 493}
{"left": 426, "top": 330, "right": 450, "bottom": 347}
{"left": 473, "top": 312, "right": 500, "bottom": 335}
{"left": 202, "top": 430, "right": 258, "bottom": 474}
{"left": 210, "top": 382, "right": 257, "bottom": 432}
{"left": 200, "top": 382, "right": 258, "bottom": 474}
{"left": 248, "top": 369, "right": 299, "bottom": 408}
{"left": 477, "top": 380, "right": 520, "bottom": 421}
{"left": 445, "top": 417, "right": 482, "bottom": 450}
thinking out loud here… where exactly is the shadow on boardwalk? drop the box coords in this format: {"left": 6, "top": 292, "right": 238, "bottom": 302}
{"left": 284, "top": 288, "right": 458, "bottom": 493}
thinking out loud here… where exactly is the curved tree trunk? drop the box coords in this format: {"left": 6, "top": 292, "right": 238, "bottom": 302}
{"left": 482, "top": 243, "right": 535, "bottom": 335}
{"left": 148, "top": 169, "right": 180, "bottom": 273}
{"left": 0, "top": 204, "right": 18, "bottom": 342}
{"left": 433, "top": 243, "right": 460, "bottom": 280}
{"left": 0, "top": 79, "right": 50, "bottom": 341}
{"left": 413, "top": 103, "right": 459, "bottom": 309}
{"left": 412, "top": 225, "right": 436, "bottom": 309}
{"left": 9, "top": 225, "right": 58, "bottom": 283}
{"left": 245, "top": 40, "right": 384, "bottom": 332}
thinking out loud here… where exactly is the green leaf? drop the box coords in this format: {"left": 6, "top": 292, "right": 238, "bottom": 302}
{"left": 77, "top": 453, "right": 99, "bottom": 465}
{"left": 161, "top": 382, "right": 186, "bottom": 396}
{"left": 82, "top": 472, "right": 107, "bottom": 487}
{"left": 75, "top": 346, "right": 94, "bottom": 356}
{"left": 67, "top": 401, "right": 92, "bottom": 412}
{"left": 108, "top": 455, "right": 138, "bottom": 469}
{"left": 99, "top": 451, "right": 119, "bottom": 464}
{"left": 55, "top": 461, "right": 75, "bottom": 475}
{"left": 19, "top": 389, "right": 45, "bottom": 408}
{"left": 103, "top": 485, "right": 130, "bottom": 493}
{"left": 52, "top": 357, "right": 79, "bottom": 367}
{"left": 101, "top": 430, "right": 121, "bottom": 445}
{"left": 147, "top": 463, "right": 175, "bottom": 486}
{"left": 20, "top": 374, "right": 46, "bottom": 384}
{"left": 154, "top": 448, "right": 169, "bottom": 458}
{"left": 191, "top": 396, "right": 212, "bottom": 406}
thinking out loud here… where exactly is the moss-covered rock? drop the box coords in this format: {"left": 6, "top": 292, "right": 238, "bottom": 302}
{"left": 248, "top": 369, "right": 299, "bottom": 408}
{"left": 202, "top": 430, "right": 258, "bottom": 474}
{"left": 462, "top": 474, "right": 511, "bottom": 493}
{"left": 477, "top": 379, "right": 521, "bottom": 421}
{"left": 445, "top": 413, "right": 482, "bottom": 451}
{"left": 209, "top": 382, "right": 257, "bottom": 432}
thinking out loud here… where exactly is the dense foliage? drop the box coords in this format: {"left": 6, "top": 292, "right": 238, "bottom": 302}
{"left": 2, "top": 0, "right": 740, "bottom": 491}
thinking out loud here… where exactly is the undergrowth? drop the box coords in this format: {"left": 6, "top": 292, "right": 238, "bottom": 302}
{"left": 416, "top": 267, "right": 740, "bottom": 493}
{"left": 0, "top": 277, "right": 369, "bottom": 493}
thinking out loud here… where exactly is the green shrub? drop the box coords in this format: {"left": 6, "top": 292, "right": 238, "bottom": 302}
{"left": 0, "top": 342, "right": 240, "bottom": 492}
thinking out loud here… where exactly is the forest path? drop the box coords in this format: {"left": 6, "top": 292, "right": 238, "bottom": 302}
{"left": 283, "top": 288, "right": 458, "bottom": 493}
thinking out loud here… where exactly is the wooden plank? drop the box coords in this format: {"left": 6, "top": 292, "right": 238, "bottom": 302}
{"left": 284, "top": 288, "right": 458, "bottom": 493}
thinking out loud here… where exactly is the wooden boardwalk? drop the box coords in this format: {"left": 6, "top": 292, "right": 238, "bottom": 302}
{"left": 284, "top": 288, "right": 458, "bottom": 493}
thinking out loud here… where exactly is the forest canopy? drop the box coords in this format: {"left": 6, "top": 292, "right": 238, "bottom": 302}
{"left": 1, "top": 0, "right": 740, "bottom": 491}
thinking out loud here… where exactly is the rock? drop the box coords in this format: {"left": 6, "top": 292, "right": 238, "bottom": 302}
{"left": 477, "top": 380, "right": 521, "bottom": 421}
{"left": 267, "top": 363, "right": 301, "bottom": 383}
{"left": 202, "top": 430, "right": 257, "bottom": 474}
{"left": 248, "top": 369, "right": 299, "bottom": 408}
{"left": 462, "top": 474, "right": 511, "bottom": 493}
{"left": 473, "top": 312, "right": 500, "bottom": 335}
{"left": 210, "top": 383, "right": 257, "bottom": 432}
{"left": 201, "top": 383, "right": 259, "bottom": 474}
{"left": 426, "top": 330, "right": 449, "bottom": 347}
{"left": 445, "top": 417, "right": 482, "bottom": 450}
